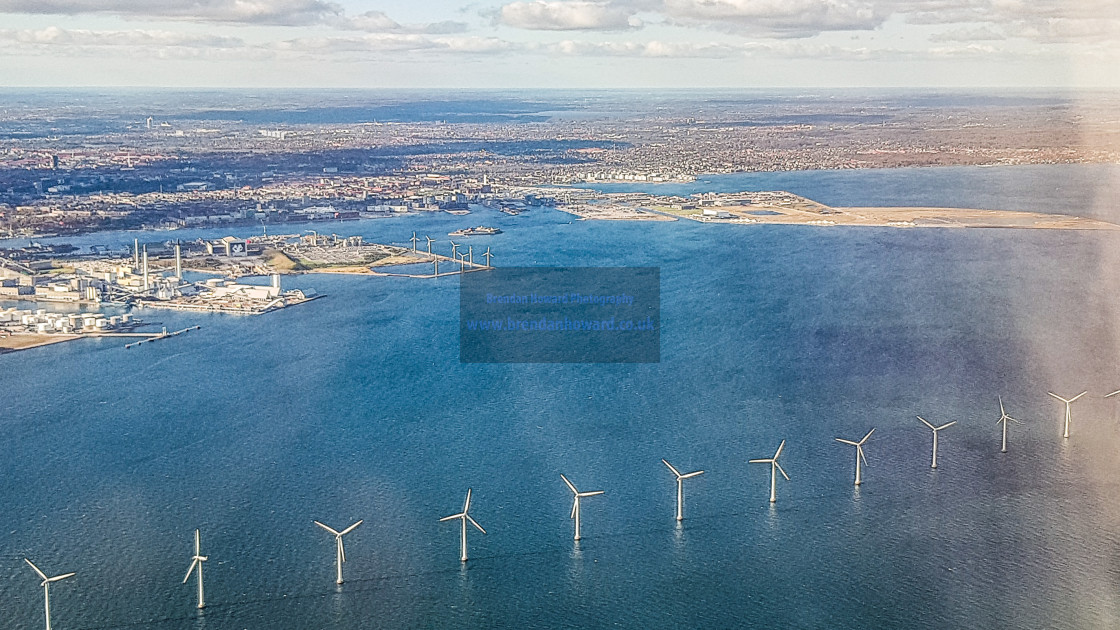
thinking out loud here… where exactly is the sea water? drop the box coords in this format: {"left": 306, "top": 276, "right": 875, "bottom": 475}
{"left": 3, "top": 164, "right": 1120, "bottom": 629}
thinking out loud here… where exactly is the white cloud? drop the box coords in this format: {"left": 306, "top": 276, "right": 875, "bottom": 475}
{"left": 662, "top": 0, "right": 882, "bottom": 35}
{"left": 498, "top": 1, "right": 642, "bottom": 31}
{"left": 0, "top": 26, "right": 243, "bottom": 48}
{"left": 338, "top": 10, "right": 469, "bottom": 34}
{"left": 0, "top": 0, "right": 341, "bottom": 25}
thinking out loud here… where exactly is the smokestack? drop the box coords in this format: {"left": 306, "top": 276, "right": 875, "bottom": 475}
{"left": 134, "top": 239, "right": 139, "bottom": 268}
{"left": 270, "top": 273, "right": 280, "bottom": 291}
{"left": 142, "top": 246, "right": 149, "bottom": 291}
{"left": 175, "top": 243, "right": 182, "bottom": 280}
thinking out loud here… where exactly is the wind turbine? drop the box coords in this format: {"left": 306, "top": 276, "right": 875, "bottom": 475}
{"left": 450, "top": 240, "right": 459, "bottom": 260}
{"left": 425, "top": 235, "right": 434, "bottom": 254}
{"left": 917, "top": 416, "right": 956, "bottom": 469}
{"left": 835, "top": 429, "right": 874, "bottom": 486}
{"left": 748, "top": 440, "right": 789, "bottom": 503}
{"left": 25, "top": 559, "right": 74, "bottom": 630}
{"left": 483, "top": 247, "right": 493, "bottom": 267}
{"left": 182, "top": 529, "right": 208, "bottom": 609}
{"left": 561, "top": 474, "right": 604, "bottom": 541}
{"left": 1048, "top": 391, "right": 1087, "bottom": 438}
{"left": 467, "top": 245, "right": 474, "bottom": 266}
{"left": 439, "top": 488, "right": 486, "bottom": 562}
{"left": 996, "top": 397, "right": 1019, "bottom": 453}
{"left": 314, "top": 520, "right": 362, "bottom": 584}
{"left": 662, "top": 459, "right": 704, "bottom": 521}
{"left": 410, "top": 232, "right": 418, "bottom": 251}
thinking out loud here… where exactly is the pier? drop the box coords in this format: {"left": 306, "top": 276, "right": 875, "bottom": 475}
{"left": 123, "top": 326, "right": 201, "bottom": 349}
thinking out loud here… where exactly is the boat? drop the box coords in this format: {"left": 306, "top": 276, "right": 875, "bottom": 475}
{"left": 449, "top": 226, "right": 502, "bottom": 237}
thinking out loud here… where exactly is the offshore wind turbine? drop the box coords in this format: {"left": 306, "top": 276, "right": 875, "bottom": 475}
{"left": 918, "top": 416, "right": 956, "bottom": 469}
{"left": 450, "top": 240, "right": 459, "bottom": 260}
{"left": 467, "top": 245, "right": 474, "bottom": 266}
{"left": 996, "top": 397, "right": 1019, "bottom": 453}
{"left": 182, "top": 529, "right": 208, "bottom": 609}
{"left": 314, "top": 520, "right": 362, "bottom": 584}
{"left": 748, "top": 440, "right": 789, "bottom": 503}
{"left": 561, "top": 474, "right": 604, "bottom": 541}
{"left": 410, "top": 232, "right": 418, "bottom": 251}
{"left": 483, "top": 247, "right": 493, "bottom": 266}
{"left": 25, "top": 559, "right": 74, "bottom": 630}
{"left": 662, "top": 459, "right": 704, "bottom": 521}
{"left": 425, "top": 235, "right": 434, "bottom": 254}
{"left": 835, "top": 429, "right": 874, "bottom": 486}
{"left": 1048, "top": 391, "right": 1087, "bottom": 439}
{"left": 439, "top": 488, "right": 486, "bottom": 562}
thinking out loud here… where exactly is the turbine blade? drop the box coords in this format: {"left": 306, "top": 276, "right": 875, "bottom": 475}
{"left": 662, "top": 459, "right": 682, "bottom": 477}
{"left": 194, "top": 529, "right": 201, "bottom": 556}
{"left": 24, "top": 559, "right": 47, "bottom": 581}
{"left": 835, "top": 438, "right": 858, "bottom": 446}
{"left": 936, "top": 421, "right": 957, "bottom": 430}
{"left": 1106, "top": 390, "right": 1120, "bottom": 398}
{"left": 748, "top": 458, "right": 772, "bottom": 464}
{"left": 917, "top": 416, "right": 935, "bottom": 430}
{"left": 48, "top": 573, "right": 75, "bottom": 582}
{"left": 999, "top": 396, "right": 1005, "bottom": 416}
{"left": 440, "top": 513, "right": 464, "bottom": 522}
{"left": 463, "top": 488, "right": 472, "bottom": 514}
{"left": 579, "top": 490, "right": 605, "bottom": 497}
{"left": 183, "top": 560, "right": 199, "bottom": 583}
{"left": 775, "top": 462, "right": 790, "bottom": 481}
{"left": 858, "top": 446, "right": 868, "bottom": 466}
{"left": 314, "top": 521, "right": 340, "bottom": 536}
{"left": 1070, "top": 391, "right": 1088, "bottom": 402}
{"left": 1047, "top": 391, "right": 1066, "bottom": 402}
{"left": 560, "top": 474, "right": 578, "bottom": 495}
{"left": 339, "top": 520, "right": 363, "bottom": 536}
{"left": 861, "top": 428, "right": 875, "bottom": 443}
{"left": 681, "top": 470, "right": 705, "bottom": 479}
{"left": 774, "top": 440, "right": 786, "bottom": 459}
{"left": 466, "top": 515, "right": 486, "bottom": 534}
{"left": 570, "top": 499, "right": 577, "bottom": 519}
{"left": 338, "top": 538, "right": 346, "bottom": 563}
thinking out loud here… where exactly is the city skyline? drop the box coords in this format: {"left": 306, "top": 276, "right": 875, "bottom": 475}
{"left": 0, "top": 0, "right": 1117, "bottom": 89}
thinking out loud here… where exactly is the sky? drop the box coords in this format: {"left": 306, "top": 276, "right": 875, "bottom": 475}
{"left": 0, "top": 0, "right": 1117, "bottom": 88}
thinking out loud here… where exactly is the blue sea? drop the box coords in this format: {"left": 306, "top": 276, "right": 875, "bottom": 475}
{"left": 4, "top": 164, "right": 1120, "bottom": 629}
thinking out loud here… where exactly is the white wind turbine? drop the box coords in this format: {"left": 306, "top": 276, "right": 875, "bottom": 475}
{"left": 835, "top": 428, "right": 874, "bottom": 486}
{"left": 182, "top": 529, "right": 208, "bottom": 609}
{"left": 918, "top": 416, "right": 956, "bottom": 469}
{"left": 996, "top": 396, "right": 1019, "bottom": 453}
{"left": 561, "top": 474, "right": 604, "bottom": 541}
{"left": 482, "top": 247, "right": 493, "bottom": 267}
{"left": 748, "top": 440, "right": 789, "bottom": 503}
{"left": 1048, "top": 391, "right": 1087, "bottom": 438}
{"left": 25, "top": 559, "right": 74, "bottom": 630}
{"left": 314, "top": 520, "right": 363, "bottom": 584}
{"left": 662, "top": 459, "right": 704, "bottom": 521}
{"left": 440, "top": 488, "right": 486, "bottom": 562}
{"left": 425, "top": 235, "right": 434, "bottom": 254}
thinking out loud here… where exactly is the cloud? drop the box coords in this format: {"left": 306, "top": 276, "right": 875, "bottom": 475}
{"left": 662, "top": 0, "right": 882, "bottom": 36}
{"left": 0, "top": 26, "right": 243, "bottom": 48}
{"left": 498, "top": 1, "right": 642, "bottom": 31}
{"left": 929, "top": 26, "right": 1005, "bottom": 42}
{"left": 338, "top": 10, "right": 469, "bottom": 34}
{"left": 0, "top": 0, "right": 341, "bottom": 25}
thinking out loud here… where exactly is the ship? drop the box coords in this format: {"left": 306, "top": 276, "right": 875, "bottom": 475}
{"left": 449, "top": 226, "right": 502, "bottom": 237}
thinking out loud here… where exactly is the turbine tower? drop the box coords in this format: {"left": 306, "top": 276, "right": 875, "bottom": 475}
{"left": 835, "top": 428, "right": 874, "bottom": 486}
{"left": 410, "top": 232, "right": 418, "bottom": 251}
{"left": 314, "top": 520, "right": 362, "bottom": 584}
{"left": 182, "top": 529, "right": 208, "bottom": 609}
{"left": 483, "top": 247, "right": 493, "bottom": 267}
{"left": 918, "top": 416, "right": 956, "bottom": 469}
{"left": 996, "top": 396, "right": 1019, "bottom": 453}
{"left": 439, "top": 488, "right": 486, "bottom": 562}
{"left": 450, "top": 240, "right": 459, "bottom": 260}
{"left": 748, "top": 440, "right": 789, "bottom": 503}
{"left": 425, "top": 235, "right": 434, "bottom": 254}
{"left": 561, "top": 474, "right": 604, "bottom": 541}
{"left": 25, "top": 559, "right": 74, "bottom": 630}
{"left": 662, "top": 459, "right": 704, "bottom": 521}
{"left": 1048, "top": 391, "right": 1087, "bottom": 439}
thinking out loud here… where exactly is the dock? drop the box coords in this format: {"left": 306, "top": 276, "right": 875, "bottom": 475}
{"left": 123, "top": 326, "right": 201, "bottom": 349}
